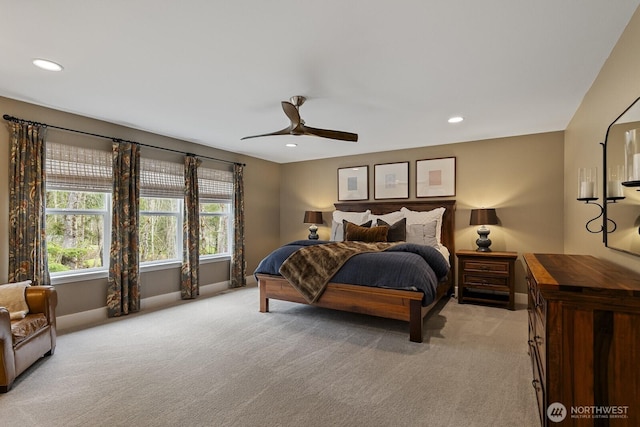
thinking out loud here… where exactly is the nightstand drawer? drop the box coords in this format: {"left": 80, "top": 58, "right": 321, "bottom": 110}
{"left": 462, "top": 260, "right": 510, "bottom": 275}
{"left": 463, "top": 274, "right": 508, "bottom": 288}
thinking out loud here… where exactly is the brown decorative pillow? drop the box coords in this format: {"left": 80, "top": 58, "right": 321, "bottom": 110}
{"left": 344, "top": 222, "right": 389, "bottom": 242}
{"left": 378, "top": 218, "right": 406, "bottom": 242}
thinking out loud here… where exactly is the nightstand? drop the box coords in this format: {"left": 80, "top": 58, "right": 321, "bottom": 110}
{"left": 456, "top": 250, "right": 518, "bottom": 310}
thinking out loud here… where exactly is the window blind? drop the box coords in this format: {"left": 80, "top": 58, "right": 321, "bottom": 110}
{"left": 198, "top": 167, "right": 233, "bottom": 201}
{"left": 140, "top": 158, "right": 184, "bottom": 198}
{"left": 46, "top": 142, "right": 112, "bottom": 192}
{"left": 46, "top": 143, "right": 233, "bottom": 201}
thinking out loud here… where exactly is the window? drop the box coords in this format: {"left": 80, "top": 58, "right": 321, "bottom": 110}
{"left": 45, "top": 142, "right": 234, "bottom": 276}
{"left": 46, "top": 191, "right": 111, "bottom": 273}
{"left": 139, "top": 159, "right": 184, "bottom": 264}
{"left": 45, "top": 143, "right": 112, "bottom": 275}
{"left": 139, "top": 197, "right": 181, "bottom": 263}
{"left": 200, "top": 202, "right": 230, "bottom": 256}
{"left": 198, "top": 166, "right": 233, "bottom": 257}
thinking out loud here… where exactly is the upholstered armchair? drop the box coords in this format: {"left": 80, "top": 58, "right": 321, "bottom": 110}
{"left": 0, "top": 282, "right": 57, "bottom": 392}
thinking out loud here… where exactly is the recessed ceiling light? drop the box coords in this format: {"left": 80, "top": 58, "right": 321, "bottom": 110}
{"left": 285, "top": 143, "right": 297, "bottom": 147}
{"left": 448, "top": 116, "right": 464, "bottom": 124}
{"left": 32, "top": 58, "right": 64, "bottom": 72}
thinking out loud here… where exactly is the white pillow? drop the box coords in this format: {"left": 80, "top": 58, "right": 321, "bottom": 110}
{"left": 370, "top": 211, "right": 404, "bottom": 226}
{"left": 331, "top": 210, "right": 371, "bottom": 241}
{"left": 0, "top": 280, "right": 32, "bottom": 320}
{"left": 401, "top": 207, "right": 446, "bottom": 243}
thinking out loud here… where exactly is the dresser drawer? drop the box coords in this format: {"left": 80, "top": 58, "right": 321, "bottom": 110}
{"left": 529, "top": 346, "right": 546, "bottom": 426}
{"left": 462, "top": 259, "right": 511, "bottom": 275}
{"left": 463, "top": 274, "right": 508, "bottom": 288}
{"left": 533, "top": 313, "right": 546, "bottom": 379}
{"left": 526, "top": 269, "right": 546, "bottom": 327}
{"left": 534, "top": 291, "right": 546, "bottom": 327}
{"left": 528, "top": 304, "right": 535, "bottom": 343}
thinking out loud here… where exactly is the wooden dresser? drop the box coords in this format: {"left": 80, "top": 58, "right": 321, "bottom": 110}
{"left": 523, "top": 253, "right": 640, "bottom": 426}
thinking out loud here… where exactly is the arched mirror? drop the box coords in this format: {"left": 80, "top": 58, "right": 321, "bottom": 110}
{"left": 604, "top": 96, "right": 640, "bottom": 255}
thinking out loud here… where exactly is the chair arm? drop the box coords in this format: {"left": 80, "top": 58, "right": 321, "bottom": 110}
{"left": 0, "top": 308, "right": 16, "bottom": 389}
{"left": 25, "top": 286, "right": 58, "bottom": 324}
{"left": 0, "top": 307, "right": 13, "bottom": 345}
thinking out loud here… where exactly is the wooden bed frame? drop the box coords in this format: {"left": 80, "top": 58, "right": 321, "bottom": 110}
{"left": 256, "top": 200, "right": 456, "bottom": 342}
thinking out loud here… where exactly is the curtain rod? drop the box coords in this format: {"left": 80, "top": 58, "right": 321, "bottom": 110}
{"left": 2, "top": 114, "right": 246, "bottom": 167}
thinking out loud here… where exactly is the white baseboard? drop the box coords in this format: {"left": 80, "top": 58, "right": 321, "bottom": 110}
{"left": 57, "top": 278, "right": 250, "bottom": 332}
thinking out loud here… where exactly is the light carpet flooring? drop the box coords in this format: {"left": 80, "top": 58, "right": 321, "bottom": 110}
{"left": 0, "top": 285, "right": 540, "bottom": 427}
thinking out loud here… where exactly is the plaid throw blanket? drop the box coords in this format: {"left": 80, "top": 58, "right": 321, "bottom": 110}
{"left": 278, "top": 241, "right": 398, "bottom": 303}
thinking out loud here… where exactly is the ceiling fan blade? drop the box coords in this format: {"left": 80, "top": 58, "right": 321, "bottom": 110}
{"left": 240, "top": 127, "right": 291, "bottom": 140}
{"left": 281, "top": 101, "right": 301, "bottom": 127}
{"left": 301, "top": 125, "right": 358, "bottom": 142}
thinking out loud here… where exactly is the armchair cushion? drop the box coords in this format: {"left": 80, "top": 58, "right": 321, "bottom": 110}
{"left": 0, "top": 281, "right": 32, "bottom": 320}
{"left": 11, "top": 314, "right": 48, "bottom": 346}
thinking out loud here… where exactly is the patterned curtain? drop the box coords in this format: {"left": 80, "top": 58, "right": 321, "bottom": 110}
{"left": 230, "top": 163, "right": 246, "bottom": 288}
{"left": 181, "top": 155, "right": 201, "bottom": 299}
{"left": 106, "top": 142, "right": 141, "bottom": 317}
{"left": 8, "top": 123, "right": 50, "bottom": 285}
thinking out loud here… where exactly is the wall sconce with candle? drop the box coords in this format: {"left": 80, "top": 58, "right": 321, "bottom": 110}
{"left": 577, "top": 161, "right": 621, "bottom": 236}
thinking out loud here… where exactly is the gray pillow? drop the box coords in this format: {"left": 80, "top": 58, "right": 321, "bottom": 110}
{"left": 406, "top": 221, "right": 438, "bottom": 247}
{"left": 378, "top": 218, "right": 407, "bottom": 242}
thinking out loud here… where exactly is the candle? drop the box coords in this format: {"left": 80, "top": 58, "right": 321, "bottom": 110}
{"left": 579, "top": 181, "right": 595, "bottom": 198}
{"left": 578, "top": 167, "right": 597, "bottom": 199}
{"left": 607, "top": 180, "right": 623, "bottom": 198}
{"left": 634, "top": 153, "right": 640, "bottom": 180}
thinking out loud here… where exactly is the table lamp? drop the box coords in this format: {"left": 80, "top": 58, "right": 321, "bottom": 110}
{"left": 303, "top": 210, "right": 323, "bottom": 240}
{"left": 469, "top": 208, "right": 499, "bottom": 252}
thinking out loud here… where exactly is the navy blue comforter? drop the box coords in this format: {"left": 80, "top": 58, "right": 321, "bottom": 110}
{"left": 254, "top": 240, "right": 450, "bottom": 306}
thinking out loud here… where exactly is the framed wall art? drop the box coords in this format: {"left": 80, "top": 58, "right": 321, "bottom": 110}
{"left": 337, "top": 166, "right": 369, "bottom": 201}
{"left": 374, "top": 162, "right": 409, "bottom": 199}
{"left": 416, "top": 157, "right": 456, "bottom": 197}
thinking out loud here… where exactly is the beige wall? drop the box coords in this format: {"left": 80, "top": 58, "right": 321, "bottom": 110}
{"left": 280, "top": 132, "right": 565, "bottom": 294}
{"left": 565, "top": 6, "right": 640, "bottom": 271}
{"left": 0, "top": 96, "right": 280, "bottom": 316}
{"left": 3, "top": 4, "right": 640, "bottom": 320}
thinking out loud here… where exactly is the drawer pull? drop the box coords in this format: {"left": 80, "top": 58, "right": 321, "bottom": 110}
{"left": 534, "top": 335, "right": 543, "bottom": 345}
{"left": 532, "top": 379, "right": 541, "bottom": 391}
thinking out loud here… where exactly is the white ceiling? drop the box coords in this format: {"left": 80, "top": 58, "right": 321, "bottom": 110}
{"left": 1, "top": 1, "right": 639, "bottom": 164}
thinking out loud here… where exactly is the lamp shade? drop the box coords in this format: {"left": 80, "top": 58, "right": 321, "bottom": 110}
{"left": 303, "top": 211, "right": 323, "bottom": 224}
{"left": 469, "top": 208, "right": 498, "bottom": 226}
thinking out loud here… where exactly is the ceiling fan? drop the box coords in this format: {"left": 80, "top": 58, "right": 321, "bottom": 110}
{"left": 241, "top": 96, "right": 358, "bottom": 142}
